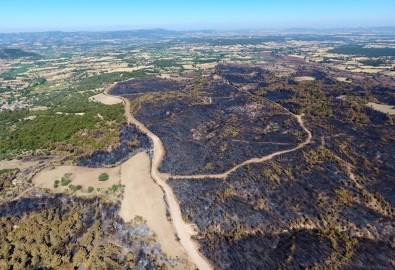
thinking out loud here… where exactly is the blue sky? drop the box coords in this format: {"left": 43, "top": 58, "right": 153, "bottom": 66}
{"left": 0, "top": 0, "right": 394, "bottom": 32}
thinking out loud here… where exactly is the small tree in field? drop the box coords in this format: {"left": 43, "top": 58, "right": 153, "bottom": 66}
{"left": 98, "top": 173, "right": 109, "bottom": 181}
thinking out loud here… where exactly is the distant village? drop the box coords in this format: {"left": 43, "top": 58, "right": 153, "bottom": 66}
{"left": 0, "top": 100, "right": 28, "bottom": 111}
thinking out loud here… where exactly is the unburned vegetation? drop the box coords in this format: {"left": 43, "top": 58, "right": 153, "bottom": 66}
{"left": 0, "top": 102, "right": 124, "bottom": 160}
{"left": 0, "top": 192, "right": 182, "bottom": 269}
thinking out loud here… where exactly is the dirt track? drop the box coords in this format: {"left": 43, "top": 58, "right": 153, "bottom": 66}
{"left": 105, "top": 85, "right": 213, "bottom": 270}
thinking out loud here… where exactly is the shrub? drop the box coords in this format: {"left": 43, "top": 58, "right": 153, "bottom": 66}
{"left": 53, "top": 179, "right": 60, "bottom": 188}
{"left": 61, "top": 176, "right": 72, "bottom": 186}
{"left": 109, "top": 184, "right": 119, "bottom": 193}
{"left": 98, "top": 173, "right": 109, "bottom": 182}
{"left": 111, "top": 184, "right": 125, "bottom": 193}
{"left": 87, "top": 186, "right": 94, "bottom": 193}
{"left": 69, "top": 184, "right": 82, "bottom": 192}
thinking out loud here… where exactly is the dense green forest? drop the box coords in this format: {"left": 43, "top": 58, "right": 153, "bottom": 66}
{"left": 0, "top": 66, "right": 152, "bottom": 160}
{"left": 0, "top": 94, "right": 125, "bottom": 159}
{"left": 153, "top": 59, "right": 182, "bottom": 68}
{"left": 330, "top": 45, "right": 395, "bottom": 57}
{"left": 0, "top": 48, "right": 42, "bottom": 60}
{"left": 360, "top": 59, "right": 386, "bottom": 67}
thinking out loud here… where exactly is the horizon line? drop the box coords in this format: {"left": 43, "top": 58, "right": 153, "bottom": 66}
{"left": 1, "top": 25, "right": 395, "bottom": 35}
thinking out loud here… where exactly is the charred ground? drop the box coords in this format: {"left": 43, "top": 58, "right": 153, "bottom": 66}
{"left": 166, "top": 64, "right": 395, "bottom": 269}
{"left": 78, "top": 123, "right": 151, "bottom": 167}
{"left": 112, "top": 76, "right": 306, "bottom": 175}
{"left": 107, "top": 64, "right": 395, "bottom": 268}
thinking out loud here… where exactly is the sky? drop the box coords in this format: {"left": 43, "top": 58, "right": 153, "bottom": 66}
{"left": 0, "top": 0, "right": 394, "bottom": 32}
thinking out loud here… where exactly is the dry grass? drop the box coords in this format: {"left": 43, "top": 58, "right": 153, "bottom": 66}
{"left": 32, "top": 164, "right": 121, "bottom": 195}
{"left": 336, "top": 77, "right": 351, "bottom": 83}
{"left": 89, "top": 93, "right": 123, "bottom": 105}
{"left": 31, "top": 152, "right": 189, "bottom": 262}
{"left": 294, "top": 76, "right": 316, "bottom": 82}
{"left": 119, "top": 152, "right": 189, "bottom": 260}
{"left": 367, "top": 102, "right": 395, "bottom": 115}
{"left": 0, "top": 159, "right": 42, "bottom": 170}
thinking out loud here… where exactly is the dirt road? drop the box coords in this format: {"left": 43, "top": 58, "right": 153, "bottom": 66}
{"left": 105, "top": 85, "right": 213, "bottom": 270}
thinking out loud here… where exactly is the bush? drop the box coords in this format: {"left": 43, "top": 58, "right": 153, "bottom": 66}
{"left": 61, "top": 176, "right": 72, "bottom": 186}
{"left": 53, "top": 179, "right": 60, "bottom": 188}
{"left": 87, "top": 186, "right": 94, "bottom": 193}
{"left": 98, "top": 173, "right": 109, "bottom": 182}
{"left": 69, "top": 184, "right": 82, "bottom": 192}
{"left": 109, "top": 184, "right": 117, "bottom": 192}
{"left": 109, "top": 184, "right": 120, "bottom": 193}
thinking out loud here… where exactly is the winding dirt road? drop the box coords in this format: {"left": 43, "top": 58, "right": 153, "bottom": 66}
{"left": 104, "top": 82, "right": 313, "bottom": 270}
{"left": 105, "top": 85, "right": 213, "bottom": 270}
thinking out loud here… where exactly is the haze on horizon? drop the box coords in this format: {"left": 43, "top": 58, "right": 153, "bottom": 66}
{"left": 1, "top": 0, "right": 394, "bottom": 33}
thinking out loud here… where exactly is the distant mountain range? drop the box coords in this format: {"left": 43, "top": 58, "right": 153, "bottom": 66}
{"left": 0, "top": 28, "right": 182, "bottom": 38}
{"left": 1, "top": 26, "right": 395, "bottom": 36}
